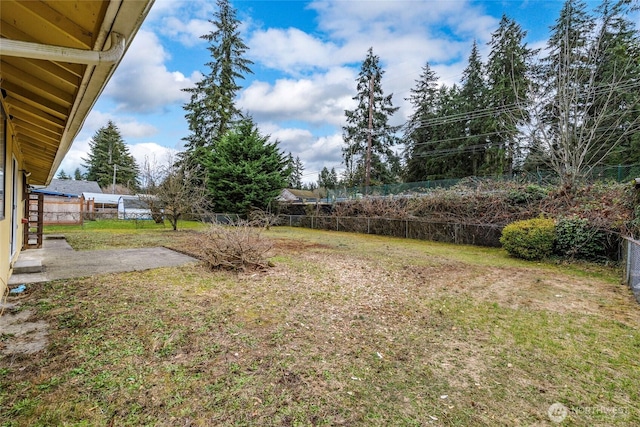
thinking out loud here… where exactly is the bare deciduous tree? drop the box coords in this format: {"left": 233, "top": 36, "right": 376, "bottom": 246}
{"left": 140, "top": 156, "right": 208, "bottom": 230}
{"left": 519, "top": 3, "right": 640, "bottom": 186}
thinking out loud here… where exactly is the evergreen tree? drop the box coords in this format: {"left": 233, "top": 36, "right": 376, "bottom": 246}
{"left": 423, "top": 84, "right": 468, "bottom": 179}
{"left": 181, "top": 0, "right": 253, "bottom": 168}
{"left": 205, "top": 118, "right": 289, "bottom": 214}
{"left": 460, "top": 40, "right": 489, "bottom": 176}
{"left": 83, "top": 121, "right": 139, "bottom": 190}
{"left": 342, "top": 47, "right": 400, "bottom": 188}
{"left": 318, "top": 166, "right": 338, "bottom": 189}
{"left": 589, "top": 0, "right": 640, "bottom": 164}
{"left": 73, "top": 167, "right": 84, "bottom": 181}
{"left": 485, "top": 15, "right": 534, "bottom": 175}
{"left": 403, "top": 62, "right": 441, "bottom": 182}
{"left": 288, "top": 155, "right": 304, "bottom": 189}
{"left": 56, "top": 169, "right": 70, "bottom": 180}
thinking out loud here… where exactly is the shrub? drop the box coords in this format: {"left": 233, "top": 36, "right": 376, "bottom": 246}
{"left": 506, "top": 184, "right": 549, "bottom": 205}
{"left": 500, "top": 218, "right": 556, "bottom": 260}
{"left": 555, "top": 216, "right": 607, "bottom": 261}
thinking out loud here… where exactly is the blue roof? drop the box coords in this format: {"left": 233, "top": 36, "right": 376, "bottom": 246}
{"left": 31, "top": 189, "right": 79, "bottom": 198}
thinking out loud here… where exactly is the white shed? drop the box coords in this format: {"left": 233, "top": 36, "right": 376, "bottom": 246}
{"left": 118, "top": 195, "right": 155, "bottom": 220}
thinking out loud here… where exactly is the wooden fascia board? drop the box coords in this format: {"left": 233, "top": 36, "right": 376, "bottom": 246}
{"left": 48, "top": 0, "right": 155, "bottom": 184}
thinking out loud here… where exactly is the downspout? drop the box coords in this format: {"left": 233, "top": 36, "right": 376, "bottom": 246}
{"left": 0, "top": 32, "right": 125, "bottom": 65}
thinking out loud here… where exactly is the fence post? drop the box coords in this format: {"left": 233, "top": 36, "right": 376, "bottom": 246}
{"left": 618, "top": 164, "right": 622, "bottom": 182}
{"left": 336, "top": 217, "right": 339, "bottom": 231}
{"left": 626, "top": 238, "right": 632, "bottom": 284}
{"left": 406, "top": 219, "right": 409, "bottom": 239}
{"left": 367, "top": 218, "right": 370, "bottom": 234}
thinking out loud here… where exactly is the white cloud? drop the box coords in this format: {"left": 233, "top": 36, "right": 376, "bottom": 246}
{"left": 249, "top": 27, "right": 341, "bottom": 72}
{"left": 105, "top": 30, "right": 201, "bottom": 113}
{"left": 128, "top": 143, "right": 178, "bottom": 170}
{"left": 299, "top": 133, "right": 346, "bottom": 181}
{"left": 238, "top": 67, "right": 356, "bottom": 126}
{"left": 258, "top": 124, "right": 345, "bottom": 183}
{"left": 159, "top": 16, "right": 212, "bottom": 47}
{"left": 79, "top": 111, "right": 158, "bottom": 141}
{"left": 118, "top": 121, "right": 158, "bottom": 139}
{"left": 146, "top": 0, "right": 215, "bottom": 46}
{"left": 59, "top": 140, "right": 177, "bottom": 182}
{"left": 59, "top": 137, "right": 91, "bottom": 175}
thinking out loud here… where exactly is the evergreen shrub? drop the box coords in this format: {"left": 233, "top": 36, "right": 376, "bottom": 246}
{"left": 555, "top": 216, "right": 606, "bottom": 261}
{"left": 500, "top": 218, "right": 556, "bottom": 260}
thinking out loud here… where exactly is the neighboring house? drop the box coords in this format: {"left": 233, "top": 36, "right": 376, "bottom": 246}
{"left": 31, "top": 180, "right": 103, "bottom": 224}
{"left": 0, "top": 0, "right": 154, "bottom": 295}
{"left": 277, "top": 189, "right": 319, "bottom": 203}
{"left": 39, "top": 179, "right": 102, "bottom": 196}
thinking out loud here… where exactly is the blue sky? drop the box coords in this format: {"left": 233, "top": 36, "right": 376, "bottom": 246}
{"left": 59, "top": 0, "right": 637, "bottom": 184}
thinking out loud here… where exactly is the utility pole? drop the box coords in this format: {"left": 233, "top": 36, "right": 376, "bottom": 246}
{"left": 112, "top": 163, "right": 117, "bottom": 194}
{"left": 366, "top": 73, "right": 373, "bottom": 192}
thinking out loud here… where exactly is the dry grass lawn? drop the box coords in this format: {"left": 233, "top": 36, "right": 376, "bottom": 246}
{"left": 1, "top": 224, "right": 639, "bottom": 426}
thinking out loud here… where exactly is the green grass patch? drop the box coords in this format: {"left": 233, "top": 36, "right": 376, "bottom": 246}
{"left": 1, "top": 227, "right": 637, "bottom": 426}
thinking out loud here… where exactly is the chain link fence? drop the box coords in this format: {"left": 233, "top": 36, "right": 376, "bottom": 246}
{"left": 278, "top": 215, "right": 503, "bottom": 247}
{"left": 622, "top": 237, "right": 640, "bottom": 303}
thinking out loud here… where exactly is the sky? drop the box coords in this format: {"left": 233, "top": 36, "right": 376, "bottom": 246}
{"left": 58, "top": 0, "right": 639, "bottom": 184}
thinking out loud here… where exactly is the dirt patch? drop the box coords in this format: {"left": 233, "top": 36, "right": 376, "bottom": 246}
{"left": 397, "top": 263, "right": 640, "bottom": 325}
{"left": 0, "top": 305, "right": 48, "bottom": 355}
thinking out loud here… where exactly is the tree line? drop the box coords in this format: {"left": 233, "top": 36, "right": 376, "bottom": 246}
{"left": 357, "top": 0, "right": 640, "bottom": 187}
{"left": 80, "top": 0, "right": 640, "bottom": 225}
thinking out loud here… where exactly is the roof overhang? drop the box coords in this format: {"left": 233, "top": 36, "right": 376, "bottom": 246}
{"left": 0, "top": 0, "right": 154, "bottom": 185}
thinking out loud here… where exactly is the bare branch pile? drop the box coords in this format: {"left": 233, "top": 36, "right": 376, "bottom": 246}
{"left": 198, "top": 222, "right": 274, "bottom": 272}
{"left": 330, "top": 181, "right": 637, "bottom": 234}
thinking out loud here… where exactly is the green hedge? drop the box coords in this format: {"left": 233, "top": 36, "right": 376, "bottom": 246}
{"left": 500, "top": 218, "right": 556, "bottom": 261}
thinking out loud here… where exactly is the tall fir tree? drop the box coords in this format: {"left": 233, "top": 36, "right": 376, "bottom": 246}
{"left": 425, "top": 85, "right": 468, "bottom": 179}
{"left": 181, "top": 0, "right": 253, "bottom": 168}
{"left": 205, "top": 118, "right": 289, "bottom": 214}
{"left": 403, "top": 62, "right": 441, "bottom": 182}
{"left": 485, "top": 15, "right": 534, "bottom": 175}
{"left": 82, "top": 121, "right": 139, "bottom": 190}
{"left": 589, "top": 0, "right": 640, "bottom": 164}
{"left": 287, "top": 155, "right": 304, "bottom": 189}
{"left": 460, "top": 40, "right": 489, "bottom": 176}
{"left": 342, "top": 47, "right": 400, "bottom": 188}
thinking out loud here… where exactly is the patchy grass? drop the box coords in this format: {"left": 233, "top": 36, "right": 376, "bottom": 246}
{"left": 44, "top": 219, "right": 208, "bottom": 251}
{"left": 1, "top": 226, "right": 639, "bottom": 426}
